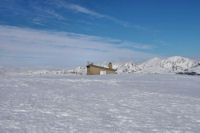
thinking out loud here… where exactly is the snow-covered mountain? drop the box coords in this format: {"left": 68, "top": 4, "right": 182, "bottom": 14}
{"left": 113, "top": 62, "right": 141, "bottom": 74}
{"left": 137, "top": 57, "right": 166, "bottom": 74}
{"left": 160, "top": 56, "right": 199, "bottom": 72}
{"left": 1, "top": 56, "right": 199, "bottom": 76}
{"left": 67, "top": 66, "right": 86, "bottom": 75}
{"left": 2, "top": 66, "right": 87, "bottom": 76}
{"left": 136, "top": 56, "right": 200, "bottom": 74}
{"left": 106, "top": 56, "right": 200, "bottom": 75}
{"left": 108, "top": 56, "right": 199, "bottom": 74}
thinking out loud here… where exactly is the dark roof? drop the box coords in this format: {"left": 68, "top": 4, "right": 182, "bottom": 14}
{"left": 87, "top": 64, "right": 116, "bottom": 71}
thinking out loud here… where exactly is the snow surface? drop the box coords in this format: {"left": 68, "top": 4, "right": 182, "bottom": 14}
{"left": 0, "top": 74, "right": 200, "bottom": 133}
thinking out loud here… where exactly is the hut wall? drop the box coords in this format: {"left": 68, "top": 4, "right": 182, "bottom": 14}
{"left": 87, "top": 66, "right": 116, "bottom": 75}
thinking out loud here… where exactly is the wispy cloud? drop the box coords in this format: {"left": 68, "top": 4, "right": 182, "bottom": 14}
{"left": 68, "top": 4, "right": 104, "bottom": 18}
{"left": 44, "top": 9, "right": 65, "bottom": 20}
{"left": 66, "top": 3, "right": 130, "bottom": 27}
{"left": 0, "top": 25, "right": 155, "bottom": 67}
{"left": 120, "top": 41, "right": 155, "bottom": 50}
{"left": 30, "top": 5, "right": 66, "bottom": 26}
{"left": 0, "top": 0, "right": 146, "bottom": 30}
{"left": 154, "top": 40, "right": 169, "bottom": 46}
{"left": 53, "top": 1, "right": 142, "bottom": 29}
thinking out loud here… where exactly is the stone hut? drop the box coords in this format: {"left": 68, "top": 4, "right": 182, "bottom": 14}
{"left": 87, "top": 62, "right": 116, "bottom": 75}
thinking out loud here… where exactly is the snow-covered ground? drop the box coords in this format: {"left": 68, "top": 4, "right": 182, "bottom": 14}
{"left": 0, "top": 74, "right": 200, "bottom": 133}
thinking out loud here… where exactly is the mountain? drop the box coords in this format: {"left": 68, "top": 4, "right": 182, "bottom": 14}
{"left": 67, "top": 66, "right": 87, "bottom": 75}
{"left": 1, "top": 56, "right": 199, "bottom": 76}
{"left": 188, "top": 65, "right": 200, "bottom": 74}
{"left": 160, "top": 56, "right": 199, "bottom": 72}
{"left": 113, "top": 62, "right": 141, "bottom": 73}
{"left": 112, "top": 56, "right": 200, "bottom": 74}
{"left": 60, "top": 56, "right": 199, "bottom": 75}
{"left": 137, "top": 57, "right": 166, "bottom": 74}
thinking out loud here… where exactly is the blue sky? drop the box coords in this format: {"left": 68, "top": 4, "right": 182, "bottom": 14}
{"left": 0, "top": 0, "right": 200, "bottom": 67}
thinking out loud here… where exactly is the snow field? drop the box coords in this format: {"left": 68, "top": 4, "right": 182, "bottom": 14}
{"left": 0, "top": 74, "right": 200, "bottom": 133}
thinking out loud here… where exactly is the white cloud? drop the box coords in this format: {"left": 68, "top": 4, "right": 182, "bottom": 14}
{"left": 0, "top": 25, "right": 156, "bottom": 67}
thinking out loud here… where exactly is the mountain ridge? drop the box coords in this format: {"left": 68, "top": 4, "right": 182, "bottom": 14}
{"left": 1, "top": 56, "right": 199, "bottom": 76}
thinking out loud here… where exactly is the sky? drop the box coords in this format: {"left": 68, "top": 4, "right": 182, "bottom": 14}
{"left": 0, "top": 0, "right": 200, "bottom": 67}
